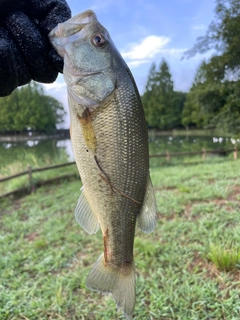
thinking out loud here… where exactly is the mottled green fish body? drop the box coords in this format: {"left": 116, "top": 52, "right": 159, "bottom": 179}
{"left": 49, "top": 10, "right": 157, "bottom": 319}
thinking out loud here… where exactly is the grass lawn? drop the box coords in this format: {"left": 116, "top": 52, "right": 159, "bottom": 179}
{"left": 1, "top": 159, "right": 240, "bottom": 319}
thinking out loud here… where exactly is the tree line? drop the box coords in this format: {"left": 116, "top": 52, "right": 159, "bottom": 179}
{"left": 141, "top": 60, "right": 186, "bottom": 130}
{"left": 0, "top": 82, "right": 65, "bottom": 133}
{"left": 0, "top": 0, "right": 239, "bottom": 135}
{"left": 142, "top": 0, "right": 240, "bottom": 134}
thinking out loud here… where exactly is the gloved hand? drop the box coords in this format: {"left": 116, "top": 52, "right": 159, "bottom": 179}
{"left": 0, "top": 0, "right": 71, "bottom": 96}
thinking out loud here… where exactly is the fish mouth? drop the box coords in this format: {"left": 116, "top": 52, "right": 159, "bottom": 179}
{"left": 67, "top": 10, "right": 98, "bottom": 25}
{"left": 49, "top": 10, "right": 98, "bottom": 40}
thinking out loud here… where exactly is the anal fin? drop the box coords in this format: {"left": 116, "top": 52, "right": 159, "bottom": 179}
{"left": 137, "top": 175, "right": 157, "bottom": 233}
{"left": 75, "top": 187, "right": 99, "bottom": 234}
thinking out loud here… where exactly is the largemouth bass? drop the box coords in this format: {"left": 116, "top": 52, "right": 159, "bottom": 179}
{"left": 49, "top": 10, "right": 157, "bottom": 319}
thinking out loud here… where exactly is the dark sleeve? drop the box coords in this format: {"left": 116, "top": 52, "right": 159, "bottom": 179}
{"left": 0, "top": 0, "right": 71, "bottom": 96}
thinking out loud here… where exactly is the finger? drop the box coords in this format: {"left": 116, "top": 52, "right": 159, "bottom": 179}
{"left": 37, "top": 0, "right": 71, "bottom": 35}
{"left": 0, "top": 27, "right": 31, "bottom": 96}
{"left": 6, "top": 11, "right": 58, "bottom": 83}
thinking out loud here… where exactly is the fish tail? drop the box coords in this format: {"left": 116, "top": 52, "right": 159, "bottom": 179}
{"left": 86, "top": 253, "right": 135, "bottom": 320}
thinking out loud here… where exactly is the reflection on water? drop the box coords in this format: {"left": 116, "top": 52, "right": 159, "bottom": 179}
{"left": 148, "top": 133, "right": 239, "bottom": 155}
{"left": 0, "top": 139, "right": 74, "bottom": 171}
{"left": 0, "top": 132, "right": 239, "bottom": 170}
{"left": 56, "top": 140, "right": 74, "bottom": 161}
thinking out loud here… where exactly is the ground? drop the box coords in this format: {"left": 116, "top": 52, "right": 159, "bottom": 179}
{"left": 0, "top": 158, "right": 240, "bottom": 319}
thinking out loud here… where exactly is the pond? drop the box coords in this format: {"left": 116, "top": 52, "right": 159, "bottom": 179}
{"left": 0, "top": 131, "right": 239, "bottom": 173}
{"left": 0, "top": 139, "right": 73, "bottom": 173}
{"left": 148, "top": 131, "right": 239, "bottom": 155}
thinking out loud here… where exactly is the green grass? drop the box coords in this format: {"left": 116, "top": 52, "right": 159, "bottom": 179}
{"left": 0, "top": 152, "right": 78, "bottom": 196}
{"left": 1, "top": 159, "right": 240, "bottom": 319}
{"left": 208, "top": 244, "right": 240, "bottom": 272}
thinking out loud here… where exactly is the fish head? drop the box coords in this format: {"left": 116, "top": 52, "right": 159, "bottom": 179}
{"left": 49, "top": 10, "right": 118, "bottom": 111}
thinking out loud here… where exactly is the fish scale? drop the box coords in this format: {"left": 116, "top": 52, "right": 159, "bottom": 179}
{"left": 49, "top": 9, "right": 157, "bottom": 319}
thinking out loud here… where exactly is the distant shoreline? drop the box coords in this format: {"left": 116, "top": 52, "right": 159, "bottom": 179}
{"left": 0, "top": 128, "right": 233, "bottom": 142}
{"left": 0, "top": 130, "right": 70, "bottom": 142}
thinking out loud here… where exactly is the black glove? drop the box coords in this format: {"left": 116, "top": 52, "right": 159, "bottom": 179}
{"left": 0, "top": 0, "right": 71, "bottom": 96}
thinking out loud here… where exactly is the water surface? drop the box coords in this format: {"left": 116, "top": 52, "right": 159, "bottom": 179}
{"left": 0, "top": 132, "right": 239, "bottom": 171}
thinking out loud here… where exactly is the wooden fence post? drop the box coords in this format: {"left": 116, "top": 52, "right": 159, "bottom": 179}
{"left": 234, "top": 146, "right": 238, "bottom": 160}
{"left": 202, "top": 148, "right": 206, "bottom": 160}
{"left": 166, "top": 150, "right": 170, "bottom": 162}
{"left": 27, "top": 165, "right": 34, "bottom": 193}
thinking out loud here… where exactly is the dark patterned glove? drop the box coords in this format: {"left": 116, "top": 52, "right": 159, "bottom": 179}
{"left": 0, "top": 0, "right": 71, "bottom": 96}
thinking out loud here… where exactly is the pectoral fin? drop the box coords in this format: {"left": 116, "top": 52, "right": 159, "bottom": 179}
{"left": 137, "top": 176, "right": 157, "bottom": 233}
{"left": 75, "top": 187, "right": 99, "bottom": 234}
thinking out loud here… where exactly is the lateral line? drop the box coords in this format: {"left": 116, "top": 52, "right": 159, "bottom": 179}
{"left": 99, "top": 174, "right": 141, "bottom": 205}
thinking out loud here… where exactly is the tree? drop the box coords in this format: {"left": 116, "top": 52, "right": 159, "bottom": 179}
{"left": 184, "top": 0, "right": 240, "bottom": 80}
{"left": 182, "top": 0, "right": 240, "bottom": 133}
{"left": 182, "top": 61, "right": 240, "bottom": 132}
{"left": 0, "top": 82, "right": 65, "bottom": 133}
{"left": 141, "top": 62, "right": 157, "bottom": 126}
{"left": 142, "top": 59, "right": 186, "bottom": 130}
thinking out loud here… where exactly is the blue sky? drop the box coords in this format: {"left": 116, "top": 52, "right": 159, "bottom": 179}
{"left": 44, "top": 0, "right": 217, "bottom": 127}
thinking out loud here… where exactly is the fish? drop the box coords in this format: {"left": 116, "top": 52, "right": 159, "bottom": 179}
{"left": 49, "top": 10, "right": 157, "bottom": 319}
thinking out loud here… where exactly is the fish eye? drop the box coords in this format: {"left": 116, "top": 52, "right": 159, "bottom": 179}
{"left": 92, "top": 34, "right": 106, "bottom": 47}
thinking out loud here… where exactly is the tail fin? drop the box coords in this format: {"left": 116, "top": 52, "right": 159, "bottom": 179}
{"left": 86, "top": 253, "right": 135, "bottom": 320}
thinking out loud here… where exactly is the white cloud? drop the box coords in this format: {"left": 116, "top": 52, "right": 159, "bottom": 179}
{"left": 127, "top": 59, "right": 150, "bottom": 68}
{"left": 120, "top": 36, "right": 187, "bottom": 69}
{"left": 121, "top": 35, "right": 170, "bottom": 60}
{"left": 42, "top": 82, "right": 66, "bottom": 91}
{"left": 192, "top": 24, "right": 206, "bottom": 31}
{"left": 89, "top": 0, "right": 127, "bottom": 15}
{"left": 43, "top": 78, "right": 70, "bottom": 128}
{"left": 90, "top": 0, "right": 114, "bottom": 12}
{"left": 161, "top": 48, "right": 186, "bottom": 56}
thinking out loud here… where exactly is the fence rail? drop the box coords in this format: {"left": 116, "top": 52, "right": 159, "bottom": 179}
{"left": 0, "top": 161, "right": 76, "bottom": 183}
{"left": 0, "top": 147, "right": 238, "bottom": 198}
{"left": 0, "top": 161, "right": 77, "bottom": 198}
